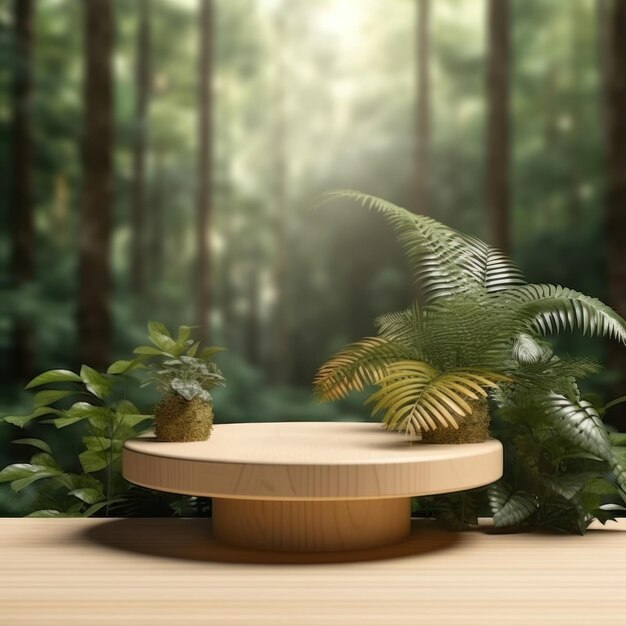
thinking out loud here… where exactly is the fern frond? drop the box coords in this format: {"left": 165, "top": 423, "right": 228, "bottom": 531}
{"left": 366, "top": 360, "right": 508, "bottom": 434}
{"left": 541, "top": 472, "right": 599, "bottom": 501}
{"left": 457, "top": 233, "right": 526, "bottom": 292}
{"left": 542, "top": 393, "right": 612, "bottom": 461}
{"left": 312, "top": 337, "right": 409, "bottom": 402}
{"left": 487, "top": 481, "right": 538, "bottom": 527}
{"left": 317, "top": 190, "right": 472, "bottom": 302}
{"left": 506, "top": 284, "right": 626, "bottom": 344}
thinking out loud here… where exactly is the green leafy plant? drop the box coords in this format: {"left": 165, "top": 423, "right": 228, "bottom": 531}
{"left": 0, "top": 321, "right": 222, "bottom": 516}
{"left": 0, "top": 366, "right": 152, "bottom": 517}
{"left": 314, "top": 190, "right": 626, "bottom": 530}
{"left": 119, "top": 321, "right": 226, "bottom": 442}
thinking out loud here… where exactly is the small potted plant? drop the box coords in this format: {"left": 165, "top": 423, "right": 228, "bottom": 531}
{"left": 313, "top": 190, "right": 626, "bottom": 445}
{"left": 131, "top": 322, "right": 226, "bottom": 442}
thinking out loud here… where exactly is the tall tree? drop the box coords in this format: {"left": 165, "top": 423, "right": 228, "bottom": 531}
{"left": 485, "top": 0, "right": 511, "bottom": 253}
{"left": 271, "top": 8, "right": 289, "bottom": 384}
{"left": 77, "top": 0, "right": 113, "bottom": 368}
{"left": 605, "top": 0, "right": 626, "bottom": 429}
{"left": 10, "top": 0, "right": 35, "bottom": 380}
{"left": 195, "top": 0, "right": 213, "bottom": 344}
{"left": 131, "top": 0, "right": 151, "bottom": 299}
{"left": 415, "top": 0, "right": 430, "bottom": 214}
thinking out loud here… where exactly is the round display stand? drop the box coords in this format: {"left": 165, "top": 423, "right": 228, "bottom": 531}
{"left": 123, "top": 421, "right": 502, "bottom": 552}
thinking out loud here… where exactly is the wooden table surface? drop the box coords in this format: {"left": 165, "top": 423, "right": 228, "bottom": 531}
{"left": 1, "top": 517, "right": 625, "bottom": 625}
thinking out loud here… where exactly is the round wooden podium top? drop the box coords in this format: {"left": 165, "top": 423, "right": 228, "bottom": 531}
{"left": 123, "top": 421, "right": 503, "bottom": 501}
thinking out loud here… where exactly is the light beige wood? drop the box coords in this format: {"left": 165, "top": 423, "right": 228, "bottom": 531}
{"left": 212, "top": 497, "right": 411, "bottom": 551}
{"left": 123, "top": 422, "right": 502, "bottom": 551}
{"left": 1, "top": 518, "right": 625, "bottom": 625}
{"left": 123, "top": 422, "right": 503, "bottom": 500}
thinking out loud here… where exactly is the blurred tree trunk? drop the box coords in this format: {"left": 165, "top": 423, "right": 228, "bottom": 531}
{"left": 271, "top": 9, "right": 289, "bottom": 384}
{"left": 195, "top": 0, "right": 213, "bottom": 344}
{"left": 245, "top": 262, "right": 260, "bottom": 366}
{"left": 78, "top": 0, "right": 113, "bottom": 369}
{"left": 10, "top": 0, "right": 35, "bottom": 380}
{"left": 604, "top": 0, "right": 626, "bottom": 429}
{"left": 485, "top": 0, "right": 511, "bottom": 253}
{"left": 131, "top": 0, "right": 151, "bottom": 299}
{"left": 415, "top": 0, "right": 430, "bottom": 214}
{"left": 148, "top": 153, "right": 165, "bottom": 309}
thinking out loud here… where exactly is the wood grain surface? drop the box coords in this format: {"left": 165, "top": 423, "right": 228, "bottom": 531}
{"left": 122, "top": 422, "right": 503, "bottom": 500}
{"left": 0, "top": 518, "right": 624, "bottom": 625}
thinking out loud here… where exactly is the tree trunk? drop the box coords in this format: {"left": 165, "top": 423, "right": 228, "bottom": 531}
{"left": 10, "top": 0, "right": 35, "bottom": 380}
{"left": 131, "top": 0, "right": 151, "bottom": 299}
{"left": 195, "top": 0, "right": 213, "bottom": 344}
{"left": 415, "top": 0, "right": 430, "bottom": 214}
{"left": 485, "top": 0, "right": 511, "bottom": 253}
{"left": 270, "top": 9, "right": 289, "bottom": 384}
{"left": 605, "top": 0, "right": 626, "bottom": 429}
{"left": 78, "top": 0, "right": 113, "bottom": 369}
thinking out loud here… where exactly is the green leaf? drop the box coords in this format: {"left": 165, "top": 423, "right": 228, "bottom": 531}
{"left": 0, "top": 463, "right": 43, "bottom": 483}
{"left": 11, "top": 438, "right": 52, "bottom": 454}
{"left": 148, "top": 320, "right": 171, "bottom": 338}
{"left": 487, "top": 482, "right": 538, "bottom": 527}
{"left": 55, "top": 402, "right": 112, "bottom": 430}
{"left": 78, "top": 449, "right": 109, "bottom": 473}
{"left": 82, "top": 498, "right": 125, "bottom": 517}
{"left": 543, "top": 394, "right": 612, "bottom": 461}
{"left": 30, "top": 453, "right": 61, "bottom": 470}
{"left": 12, "top": 470, "right": 63, "bottom": 492}
{"left": 200, "top": 346, "right": 226, "bottom": 359}
{"left": 68, "top": 487, "right": 104, "bottom": 504}
{"left": 107, "top": 359, "right": 136, "bottom": 374}
{"left": 176, "top": 325, "right": 191, "bottom": 346}
{"left": 115, "top": 400, "right": 152, "bottom": 428}
{"left": 3, "top": 406, "right": 62, "bottom": 427}
{"left": 82, "top": 436, "right": 112, "bottom": 451}
{"left": 25, "top": 369, "right": 82, "bottom": 389}
{"left": 80, "top": 365, "right": 112, "bottom": 399}
{"left": 26, "top": 509, "right": 64, "bottom": 518}
{"left": 133, "top": 345, "right": 164, "bottom": 356}
{"left": 609, "top": 433, "right": 626, "bottom": 446}
{"left": 186, "top": 341, "right": 200, "bottom": 357}
{"left": 34, "top": 389, "right": 74, "bottom": 408}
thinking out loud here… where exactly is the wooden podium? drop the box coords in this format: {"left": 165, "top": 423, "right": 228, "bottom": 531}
{"left": 123, "top": 421, "right": 502, "bottom": 552}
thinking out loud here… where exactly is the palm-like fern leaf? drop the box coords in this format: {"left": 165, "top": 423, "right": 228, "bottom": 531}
{"left": 457, "top": 233, "right": 526, "bottom": 292}
{"left": 318, "top": 190, "right": 527, "bottom": 298}
{"left": 366, "top": 360, "right": 507, "bottom": 435}
{"left": 317, "top": 190, "right": 473, "bottom": 301}
{"left": 542, "top": 393, "right": 612, "bottom": 461}
{"left": 487, "top": 481, "right": 538, "bottom": 527}
{"left": 506, "top": 284, "right": 626, "bottom": 344}
{"left": 313, "top": 337, "right": 409, "bottom": 402}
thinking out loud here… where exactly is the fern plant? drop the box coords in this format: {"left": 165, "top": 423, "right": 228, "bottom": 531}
{"left": 314, "top": 191, "right": 626, "bottom": 443}
{"left": 313, "top": 190, "right": 626, "bottom": 529}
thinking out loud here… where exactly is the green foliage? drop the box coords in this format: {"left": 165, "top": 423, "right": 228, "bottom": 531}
{"left": 316, "top": 191, "right": 626, "bottom": 532}
{"left": 0, "top": 322, "right": 224, "bottom": 517}
{"left": 123, "top": 321, "right": 226, "bottom": 403}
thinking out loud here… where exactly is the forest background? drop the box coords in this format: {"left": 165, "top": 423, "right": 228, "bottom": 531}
{"left": 1, "top": 0, "right": 626, "bottom": 515}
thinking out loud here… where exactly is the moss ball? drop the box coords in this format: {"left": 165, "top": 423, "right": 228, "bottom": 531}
{"left": 154, "top": 395, "right": 214, "bottom": 442}
{"left": 420, "top": 399, "right": 490, "bottom": 444}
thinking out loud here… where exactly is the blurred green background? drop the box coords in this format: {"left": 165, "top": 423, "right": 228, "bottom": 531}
{"left": 1, "top": 0, "right": 625, "bottom": 514}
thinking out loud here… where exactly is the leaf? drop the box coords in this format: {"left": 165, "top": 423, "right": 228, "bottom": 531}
{"left": 82, "top": 436, "right": 112, "bottom": 451}
{"left": 68, "top": 487, "right": 104, "bottom": 505}
{"left": 508, "top": 284, "right": 626, "bottom": 344}
{"left": 25, "top": 369, "right": 82, "bottom": 389}
{"left": 487, "top": 482, "right": 538, "bottom": 527}
{"left": 11, "top": 438, "right": 52, "bottom": 454}
{"left": 176, "top": 325, "right": 191, "bottom": 346}
{"left": 147, "top": 321, "right": 178, "bottom": 354}
{"left": 80, "top": 365, "right": 112, "bottom": 399}
{"left": 186, "top": 341, "right": 200, "bottom": 357}
{"left": 148, "top": 320, "right": 171, "bottom": 338}
{"left": 82, "top": 498, "right": 125, "bottom": 517}
{"left": 2, "top": 406, "right": 62, "bottom": 427}
{"left": 26, "top": 510, "right": 64, "bottom": 518}
{"left": 12, "top": 470, "right": 63, "bottom": 492}
{"left": 34, "top": 389, "right": 74, "bottom": 408}
{"left": 367, "top": 360, "right": 507, "bottom": 435}
{"left": 79, "top": 449, "right": 110, "bottom": 473}
{"left": 543, "top": 393, "right": 612, "bottom": 461}
{"left": 313, "top": 337, "right": 410, "bottom": 402}
{"left": 30, "top": 453, "right": 61, "bottom": 470}
{"left": 542, "top": 472, "right": 599, "bottom": 501}
{"left": 511, "top": 333, "right": 551, "bottom": 364}
{"left": 107, "top": 359, "right": 139, "bottom": 374}
{"left": 199, "top": 346, "right": 226, "bottom": 359}
{"left": 133, "top": 345, "right": 164, "bottom": 356}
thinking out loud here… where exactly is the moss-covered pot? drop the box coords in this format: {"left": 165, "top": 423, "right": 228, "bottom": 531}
{"left": 154, "top": 395, "right": 214, "bottom": 442}
{"left": 420, "top": 399, "right": 489, "bottom": 444}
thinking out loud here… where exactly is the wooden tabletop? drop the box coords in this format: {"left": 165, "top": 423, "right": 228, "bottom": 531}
{"left": 1, "top": 517, "right": 625, "bottom": 625}
{"left": 123, "top": 422, "right": 503, "bottom": 500}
